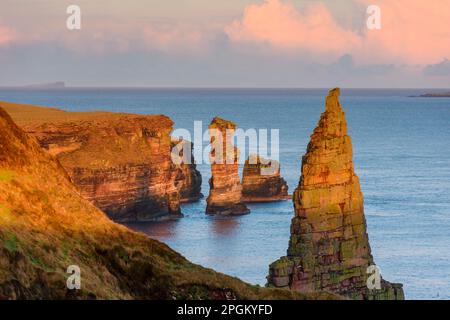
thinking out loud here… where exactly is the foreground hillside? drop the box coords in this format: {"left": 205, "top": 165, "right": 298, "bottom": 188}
{"left": 0, "top": 107, "right": 339, "bottom": 299}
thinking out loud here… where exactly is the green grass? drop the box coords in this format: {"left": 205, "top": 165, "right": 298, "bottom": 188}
{"left": 0, "top": 170, "right": 15, "bottom": 183}
{"left": 3, "top": 232, "right": 19, "bottom": 252}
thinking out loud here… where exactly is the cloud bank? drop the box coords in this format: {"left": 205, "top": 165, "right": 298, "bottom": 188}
{"left": 225, "top": 0, "right": 450, "bottom": 65}
{"left": 1, "top": 0, "right": 449, "bottom": 87}
{"left": 225, "top": 0, "right": 360, "bottom": 58}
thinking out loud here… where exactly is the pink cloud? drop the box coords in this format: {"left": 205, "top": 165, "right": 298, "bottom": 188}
{"left": 226, "top": 0, "right": 450, "bottom": 65}
{"left": 357, "top": 0, "right": 450, "bottom": 65}
{"left": 142, "top": 24, "right": 207, "bottom": 54}
{"left": 0, "top": 26, "right": 15, "bottom": 45}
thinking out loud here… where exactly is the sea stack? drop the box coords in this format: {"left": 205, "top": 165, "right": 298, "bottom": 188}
{"left": 267, "top": 88, "right": 404, "bottom": 300}
{"left": 206, "top": 117, "right": 249, "bottom": 215}
{"left": 242, "top": 155, "right": 289, "bottom": 202}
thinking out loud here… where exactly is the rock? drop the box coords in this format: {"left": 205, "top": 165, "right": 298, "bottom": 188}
{"left": 2, "top": 102, "right": 202, "bottom": 222}
{"left": 206, "top": 117, "right": 250, "bottom": 215}
{"left": 171, "top": 138, "right": 203, "bottom": 203}
{"left": 242, "top": 154, "right": 289, "bottom": 202}
{"left": 267, "top": 88, "right": 404, "bottom": 300}
{"left": 0, "top": 106, "right": 345, "bottom": 300}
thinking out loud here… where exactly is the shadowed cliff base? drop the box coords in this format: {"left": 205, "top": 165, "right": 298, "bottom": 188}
{"left": 0, "top": 106, "right": 341, "bottom": 300}
{"left": 1, "top": 101, "right": 202, "bottom": 222}
{"left": 267, "top": 88, "right": 404, "bottom": 300}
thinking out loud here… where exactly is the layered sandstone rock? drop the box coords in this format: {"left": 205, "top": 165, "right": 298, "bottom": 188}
{"left": 242, "top": 155, "right": 289, "bottom": 202}
{"left": 206, "top": 117, "right": 249, "bottom": 215}
{"left": 267, "top": 88, "right": 404, "bottom": 300}
{"left": 2, "top": 102, "right": 202, "bottom": 222}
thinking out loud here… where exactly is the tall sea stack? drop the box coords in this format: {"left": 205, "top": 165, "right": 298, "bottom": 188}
{"left": 206, "top": 117, "right": 249, "bottom": 215}
{"left": 267, "top": 88, "right": 404, "bottom": 300}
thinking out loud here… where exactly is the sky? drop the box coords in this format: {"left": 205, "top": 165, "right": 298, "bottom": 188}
{"left": 0, "top": 0, "right": 449, "bottom": 88}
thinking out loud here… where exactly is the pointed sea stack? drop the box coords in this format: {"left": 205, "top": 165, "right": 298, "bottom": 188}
{"left": 242, "top": 155, "right": 289, "bottom": 202}
{"left": 206, "top": 117, "right": 249, "bottom": 215}
{"left": 267, "top": 88, "right": 404, "bottom": 300}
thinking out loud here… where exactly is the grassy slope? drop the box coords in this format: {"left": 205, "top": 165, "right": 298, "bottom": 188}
{"left": 0, "top": 106, "right": 340, "bottom": 300}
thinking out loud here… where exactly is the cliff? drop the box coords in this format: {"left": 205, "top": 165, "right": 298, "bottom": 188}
{"left": 242, "top": 154, "right": 289, "bottom": 202}
{"left": 267, "top": 88, "right": 404, "bottom": 300}
{"left": 206, "top": 117, "right": 249, "bottom": 215}
{"left": 0, "top": 106, "right": 341, "bottom": 300}
{"left": 1, "top": 102, "right": 202, "bottom": 222}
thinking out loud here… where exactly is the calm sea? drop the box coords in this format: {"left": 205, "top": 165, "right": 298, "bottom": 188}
{"left": 1, "top": 88, "right": 449, "bottom": 300}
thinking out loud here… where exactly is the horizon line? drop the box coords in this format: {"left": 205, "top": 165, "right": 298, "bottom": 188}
{"left": 0, "top": 85, "right": 449, "bottom": 90}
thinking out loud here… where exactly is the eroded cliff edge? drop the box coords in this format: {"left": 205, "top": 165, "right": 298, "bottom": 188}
{"left": 2, "top": 102, "right": 202, "bottom": 222}
{"left": 0, "top": 106, "right": 341, "bottom": 300}
{"left": 267, "top": 88, "right": 404, "bottom": 300}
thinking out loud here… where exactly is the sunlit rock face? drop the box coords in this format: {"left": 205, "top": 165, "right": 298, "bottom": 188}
{"left": 242, "top": 155, "right": 289, "bottom": 202}
{"left": 2, "top": 102, "right": 202, "bottom": 222}
{"left": 206, "top": 117, "right": 250, "bottom": 215}
{"left": 30, "top": 115, "right": 182, "bottom": 222}
{"left": 267, "top": 88, "right": 404, "bottom": 300}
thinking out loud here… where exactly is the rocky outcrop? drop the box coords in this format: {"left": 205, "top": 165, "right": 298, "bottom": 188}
{"left": 2, "top": 102, "right": 202, "bottom": 222}
{"left": 267, "top": 88, "right": 404, "bottom": 300}
{"left": 242, "top": 155, "right": 289, "bottom": 202}
{"left": 171, "top": 138, "right": 202, "bottom": 203}
{"left": 0, "top": 106, "right": 341, "bottom": 300}
{"left": 206, "top": 117, "right": 249, "bottom": 215}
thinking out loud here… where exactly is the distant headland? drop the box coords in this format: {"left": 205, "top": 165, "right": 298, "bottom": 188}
{"left": 23, "top": 81, "right": 66, "bottom": 89}
{"left": 412, "top": 91, "right": 450, "bottom": 97}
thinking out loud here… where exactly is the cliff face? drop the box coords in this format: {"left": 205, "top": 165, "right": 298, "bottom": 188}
{"left": 242, "top": 155, "right": 289, "bottom": 202}
{"left": 267, "top": 89, "right": 404, "bottom": 300}
{"left": 0, "top": 106, "right": 341, "bottom": 300}
{"left": 2, "top": 102, "right": 202, "bottom": 222}
{"left": 206, "top": 117, "right": 249, "bottom": 215}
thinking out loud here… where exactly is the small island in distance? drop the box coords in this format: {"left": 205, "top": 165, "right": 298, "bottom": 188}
{"left": 412, "top": 91, "right": 450, "bottom": 97}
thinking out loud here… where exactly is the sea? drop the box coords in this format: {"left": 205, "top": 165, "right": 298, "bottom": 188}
{"left": 1, "top": 87, "right": 449, "bottom": 300}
